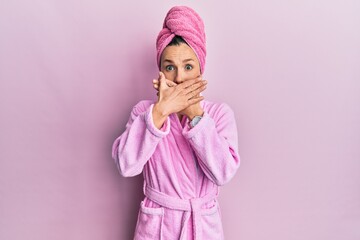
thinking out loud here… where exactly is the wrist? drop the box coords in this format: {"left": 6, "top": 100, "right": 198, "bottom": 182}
{"left": 152, "top": 102, "right": 169, "bottom": 130}
{"left": 188, "top": 109, "right": 204, "bottom": 120}
{"left": 154, "top": 102, "right": 170, "bottom": 118}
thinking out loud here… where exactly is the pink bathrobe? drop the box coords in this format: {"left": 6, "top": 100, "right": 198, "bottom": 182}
{"left": 112, "top": 99, "right": 240, "bottom": 239}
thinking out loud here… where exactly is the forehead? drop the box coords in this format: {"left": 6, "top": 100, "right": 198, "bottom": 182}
{"left": 161, "top": 43, "right": 198, "bottom": 63}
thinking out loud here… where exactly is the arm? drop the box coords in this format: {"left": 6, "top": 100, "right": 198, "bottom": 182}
{"left": 182, "top": 103, "right": 240, "bottom": 186}
{"left": 111, "top": 101, "right": 170, "bottom": 177}
{"left": 112, "top": 71, "right": 205, "bottom": 177}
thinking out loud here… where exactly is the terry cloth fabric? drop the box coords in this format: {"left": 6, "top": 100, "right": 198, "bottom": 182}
{"left": 112, "top": 99, "right": 241, "bottom": 239}
{"left": 156, "top": 6, "right": 207, "bottom": 74}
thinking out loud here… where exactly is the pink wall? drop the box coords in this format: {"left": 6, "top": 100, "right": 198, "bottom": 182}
{"left": 1, "top": 1, "right": 359, "bottom": 239}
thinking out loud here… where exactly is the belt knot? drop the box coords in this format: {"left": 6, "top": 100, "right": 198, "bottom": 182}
{"left": 189, "top": 198, "right": 202, "bottom": 212}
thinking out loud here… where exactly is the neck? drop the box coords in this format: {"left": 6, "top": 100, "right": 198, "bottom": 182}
{"left": 177, "top": 113, "right": 183, "bottom": 120}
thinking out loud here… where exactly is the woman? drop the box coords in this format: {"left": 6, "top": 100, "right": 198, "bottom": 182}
{"left": 112, "top": 6, "right": 241, "bottom": 240}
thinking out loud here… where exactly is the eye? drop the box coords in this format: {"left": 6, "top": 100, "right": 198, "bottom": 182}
{"left": 185, "top": 64, "right": 193, "bottom": 70}
{"left": 165, "top": 65, "right": 175, "bottom": 71}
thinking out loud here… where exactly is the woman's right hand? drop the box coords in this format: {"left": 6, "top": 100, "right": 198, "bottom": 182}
{"left": 152, "top": 72, "right": 207, "bottom": 129}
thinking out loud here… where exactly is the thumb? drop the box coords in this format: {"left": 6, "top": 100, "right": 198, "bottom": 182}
{"left": 158, "top": 72, "right": 168, "bottom": 90}
{"left": 166, "top": 79, "right": 177, "bottom": 87}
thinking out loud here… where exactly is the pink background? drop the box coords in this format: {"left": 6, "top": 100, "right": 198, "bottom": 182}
{"left": 1, "top": 1, "right": 359, "bottom": 239}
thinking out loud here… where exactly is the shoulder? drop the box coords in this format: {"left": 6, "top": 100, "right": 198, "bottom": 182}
{"left": 202, "top": 100, "right": 234, "bottom": 118}
{"left": 131, "top": 99, "right": 156, "bottom": 115}
{"left": 202, "top": 100, "right": 237, "bottom": 129}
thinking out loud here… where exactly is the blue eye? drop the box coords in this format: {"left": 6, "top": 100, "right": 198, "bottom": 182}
{"left": 185, "top": 64, "right": 193, "bottom": 70}
{"left": 166, "top": 65, "right": 174, "bottom": 71}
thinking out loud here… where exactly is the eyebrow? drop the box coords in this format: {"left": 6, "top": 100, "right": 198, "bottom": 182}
{"left": 163, "top": 58, "right": 195, "bottom": 63}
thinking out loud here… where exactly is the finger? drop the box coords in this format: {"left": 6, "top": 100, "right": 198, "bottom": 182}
{"left": 187, "top": 83, "right": 207, "bottom": 99}
{"left": 158, "top": 72, "right": 168, "bottom": 90}
{"left": 166, "top": 79, "right": 177, "bottom": 87}
{"left": 183, "top": 80, "right": 207, "bottom": 95}
{"left": 153, "top": 79, "right": 159, "bottom": 89}
{"left": 187, "top": 95, "right": 205, "bottom": 105}
{"left": 159, "top": 71, "right": 166, "bottom": 81}
{"left": 178, "top": 77, "right": 203, "bottom": 89}
{"left": 156, "top": 74, "right": 175, "bottom": 87}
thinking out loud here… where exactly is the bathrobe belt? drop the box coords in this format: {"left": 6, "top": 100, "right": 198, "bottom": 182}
{"left": 144, "top": 183, "right": 219, "bottom": 240}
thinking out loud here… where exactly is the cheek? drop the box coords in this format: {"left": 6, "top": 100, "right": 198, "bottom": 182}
{"left": 193, "top": 70, "right": 200, "bottom": 78}
{"left": 163, "top": 71, "right": 174, "bottom": 80}
{"left": 160, "top": 66, "right": 170, "bottom": 78}
{"left": 185, "top": 70, "right": 200, "bottom": 80}
{"left": 189, "top": 65, "right": 201, "bottom": 78}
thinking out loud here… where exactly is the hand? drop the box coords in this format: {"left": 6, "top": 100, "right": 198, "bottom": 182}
{"left": 153, "top": 74, "right": 206, "bottom": 120}
{"left": 152, "top": 75, "right": 176, "bottom": 98}
{"left": 153, "top": 72, "right": 207, "bottom": 114}
{"left": 177, "top": 75, "right": 205, "bottom": 120}
{"left": 178, "top": 99, "right": 204, "bottom": 120}
{"left": 152, "top": 72, "right": 207, "bottom": 116}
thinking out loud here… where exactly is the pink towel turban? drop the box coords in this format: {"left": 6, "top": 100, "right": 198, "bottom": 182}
{"left": 156, "top": 6, "right": 206, "bottom": 74}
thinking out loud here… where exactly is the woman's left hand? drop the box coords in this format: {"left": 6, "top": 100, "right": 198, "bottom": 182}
{"left": 152, "top": 77, "right": 205, "bottom": 120}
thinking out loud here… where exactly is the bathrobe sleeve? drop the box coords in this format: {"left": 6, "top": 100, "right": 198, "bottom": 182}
{"left": 112, "top": 101, "right": 171, "bottom": 177}
{"left": 182, "top": 103, "right": 240, "bottom": 186}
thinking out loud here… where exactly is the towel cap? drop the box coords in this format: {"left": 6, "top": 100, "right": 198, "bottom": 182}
{"left": 156, "top": 6, "right": 206, "bottom": 74}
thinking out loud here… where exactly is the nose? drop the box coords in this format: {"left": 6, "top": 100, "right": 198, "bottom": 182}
{"left": 174, "top": 69, "right": 184, "bottom": 84}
